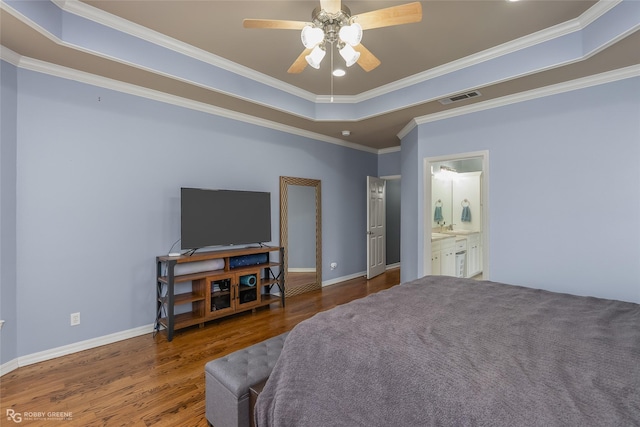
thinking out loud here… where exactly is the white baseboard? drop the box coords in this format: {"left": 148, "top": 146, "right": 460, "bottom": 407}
{"left": 322, "top": 271, "right": 366, "bottom": 287}
{"left": 1, "top": 323, "right": 154, "bottom": 376}
{"left": 1, "top": 266, "right": 401, "bottom": 377}
{"left": 0, "top": 358, "right": 19, "bottom": 377}
{"left": 287, "top": 268, "right": 317, "bottom": 273}
{"left": 321, "top": 264, "right": 400, "bottom": 288}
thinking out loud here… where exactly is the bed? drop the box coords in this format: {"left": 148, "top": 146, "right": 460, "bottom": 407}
{"left": 255, "top": 275, "right": 640, "bottom": 426}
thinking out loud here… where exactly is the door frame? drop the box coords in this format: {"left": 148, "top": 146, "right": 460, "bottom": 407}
{"left": 424, "top": 151, "right": 490, "bottom": 278}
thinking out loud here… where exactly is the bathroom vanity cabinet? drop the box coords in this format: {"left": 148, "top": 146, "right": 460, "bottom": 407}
{"left": 431, "top": 232, "right": 482, "bottom": 278}
{"left": 431, "top": 236, "right": 456, "bottom": 276}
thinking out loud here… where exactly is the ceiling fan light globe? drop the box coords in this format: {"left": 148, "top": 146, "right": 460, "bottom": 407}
{"left": 305, "top": 45, "right": 326, "bottom": 69}
{"left": 338, "top": 23, "right": 363, "bottom": 46}
{"left": 301, "top": 25, "right": 325, "bottom": 49}
{"left": 339, "top": 43, "right": 360, "bottom": 67}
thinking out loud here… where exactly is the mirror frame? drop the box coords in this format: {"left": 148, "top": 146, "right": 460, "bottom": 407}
{"left": 280, "top": 176, "right": 322, "bottom": 297}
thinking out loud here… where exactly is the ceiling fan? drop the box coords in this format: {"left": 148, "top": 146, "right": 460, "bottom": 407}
{"left": 243, "top": 1, "right": 422, "bottom": 73}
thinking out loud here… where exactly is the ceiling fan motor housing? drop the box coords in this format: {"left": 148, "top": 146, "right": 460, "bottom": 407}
{"left": 244, "top": 2, "right": 422, "bottom": 73}
{"left": 311, "top": 5, "right": 353, "bottom": 45}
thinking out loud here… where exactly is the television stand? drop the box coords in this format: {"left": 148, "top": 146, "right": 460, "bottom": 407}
{"left": 155, "top": 246, "right": 284, "bottom": 341}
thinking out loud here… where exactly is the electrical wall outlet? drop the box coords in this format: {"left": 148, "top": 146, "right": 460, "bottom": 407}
{"left": 330, "top": 262, "right": 338, "bottom": 270}
{"left": 70, "top": 312, "right": 80, "bottom": 326}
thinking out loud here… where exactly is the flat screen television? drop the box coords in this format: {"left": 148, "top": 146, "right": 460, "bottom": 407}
{"left": 181, "top": 188, "right": 271, "bottom": 250}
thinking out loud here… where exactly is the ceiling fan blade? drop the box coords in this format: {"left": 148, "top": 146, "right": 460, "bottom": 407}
{"left": 354, "top": 44, "right": 381, "bottom": 72}
{"left": 320, "top": 0, "right": 341, "bottom": 14}
{"left": 353, "top": 2, "right": 422, "bottom": 30}
{"left": 243, "top": 19, "right": 307, "bottom": 30}
{"left": 288, "top": 48, "right": 312, "bottom": 74}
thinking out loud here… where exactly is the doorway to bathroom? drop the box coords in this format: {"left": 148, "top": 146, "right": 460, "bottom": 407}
{"left": 424, "top": 151, "right": 489, "bottom": 279}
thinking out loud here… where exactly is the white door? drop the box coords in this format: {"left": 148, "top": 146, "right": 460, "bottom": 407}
{"left": 367, "top": 177, "right": 386, "bottom": 279}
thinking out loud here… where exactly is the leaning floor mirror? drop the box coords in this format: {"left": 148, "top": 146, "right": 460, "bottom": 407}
{"left": 279, "top": 176, "right": 322, "bottom": 297}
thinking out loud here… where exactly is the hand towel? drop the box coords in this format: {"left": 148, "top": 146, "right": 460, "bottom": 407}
{"left": 434, "top": 206, "right": 443, "bottom": 222}
{"left": 461, "top": 206, "right": 471, "bottom": 222}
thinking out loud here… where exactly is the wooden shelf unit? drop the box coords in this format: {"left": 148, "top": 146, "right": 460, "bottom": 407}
{"left": 155, "top": 246, "right": 284, "bottom": 341}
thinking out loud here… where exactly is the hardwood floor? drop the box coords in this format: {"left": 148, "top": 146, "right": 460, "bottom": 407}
{"left": 1, "top": 269, "right": 400, "bottom": 426}
{"left": 286, "top": 272, "right": 316, "bottom": 288}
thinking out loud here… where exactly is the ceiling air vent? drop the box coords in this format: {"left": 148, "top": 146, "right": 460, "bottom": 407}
{"left": 438, "top": 90, "right": 482, "bottom": 105}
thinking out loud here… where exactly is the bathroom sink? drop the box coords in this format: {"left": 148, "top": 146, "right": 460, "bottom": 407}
{"left": 431, "top": 233, "right": 452, "bottom": 240}
{"left": 443, "top": 230, "right": 477, "bottom": 235}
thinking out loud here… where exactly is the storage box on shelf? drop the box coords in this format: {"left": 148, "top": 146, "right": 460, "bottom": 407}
{"left": 155, "top": 246, "right": 284, "bottom": 341}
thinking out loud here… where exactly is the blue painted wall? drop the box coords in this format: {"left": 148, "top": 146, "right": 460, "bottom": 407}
{"left": 4, "top": 59, "right": 639, "bottom": 364}
{"left": 378, "top": 150, "right": 401, "bottom": 177}
{"left": 400, "top": 127, "right": 420, "bottom": 284}
{"left": 401, "top": 77, "right": 640, "bottom": 303}
{"left": 8, "top": 65, "right": 377, "bottom": 357}
{"left": 1, "top": 61, "right": 19, "bottom": 364}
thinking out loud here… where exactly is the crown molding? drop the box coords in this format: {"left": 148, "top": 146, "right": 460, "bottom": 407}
{"left": 0, "top": 45, "right": 20, "bottom": 66}
{"left": 5, "top": 0, "right": 629, "bottom": 126}
{"left": 1, "top": 47, "right": 378, "bottom": 154}
{"left": 378, "top": 146, "right": 401, "bottom": 155}
{"left": 345, "top": 0, "right": 622, "bottom": 103}
{"left": 49, "top": 0, "right": 620, "bottom": 107}
{"left": 316, "top": 94, "right": 358, "bottom": 104}
{"left": 53, "top": 0, "right": 318, "bottom": 102}
{"left": 580, "top": 0, "right": 622, "bottom": 27}
{"left": 3, "top": 1, "right": 326, "bottom": 124}
{"left": 4, "top": 49, "right": 636, "bottom": 156}
{"left": 397, "top": 64, "right": 640, "bottom": 140}
{"left": 0, "top": 0, "right": 65, "bottom": 47}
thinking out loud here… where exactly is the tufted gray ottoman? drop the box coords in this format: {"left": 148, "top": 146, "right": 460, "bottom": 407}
{"left": 205, "top": 332, "right": 288, "bottom": 427}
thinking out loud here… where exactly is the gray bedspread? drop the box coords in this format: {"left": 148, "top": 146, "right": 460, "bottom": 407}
{"left": 255, "top": 275, "right": 640, "bottom": 426}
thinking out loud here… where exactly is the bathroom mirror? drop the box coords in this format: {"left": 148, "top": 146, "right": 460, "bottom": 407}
{"left": 431, "top": 159, "right": 483, "bottom": 231}
{"left": 280, "top": 176, "right": 322, "bottom": 297}
{"left": 432, "top": 174, "right": 453, "bottom": 228}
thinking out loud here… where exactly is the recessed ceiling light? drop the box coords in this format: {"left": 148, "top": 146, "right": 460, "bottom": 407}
{"left": 332, "top": 69, "right": 346, "bottom": 77}
{"left": 342, "top": 130, "right": 351, "bottom": 136}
